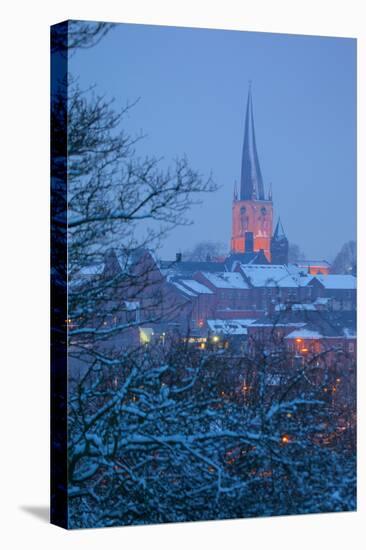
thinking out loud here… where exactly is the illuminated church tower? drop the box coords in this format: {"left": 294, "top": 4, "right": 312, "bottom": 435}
{"left": 231, "top": 86, "right": 273, "bottom": 261}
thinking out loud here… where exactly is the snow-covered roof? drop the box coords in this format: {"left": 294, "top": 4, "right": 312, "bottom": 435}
{"left": 124, "top": 301, "right": 139, "bottom": 311}
{"left": 179, "top": 279, "right": 213, "bottom": 294}
{"left": 313, "top": 275, "right": 356, "bottom": 290}
{"left": 343, "top": 328, "right": 357, "bottom": 339}
{"left": 78, "top": 264, "right": 104, "bottom": 276}
{"left": 287, "top": 264, "right": 314, "bottom": 286}
{"left": 240, "top": 265, "right": 298, "bottom": 288}
{"left": 252, "top": 322, "right": 306, "bottom": 329}
{"left": 285, "top": 328, "right": 325, "bottom": 340}
{"left": 295, "top": 260, "right": 331, "bottom": 268}
{"left": 314, "top": 297, "right": 331, "bottom": 305}
{"left": 284, "top": 326, "right": 349, "bottom": 340}
{"left": 275, "top": 303, "right": 317, "bottom": 312}
{"left": 207, "top": 318, "right": 256, "bottom": 335}
{"left": 159, "top": 259, "right": 225, "bottom": 278}
{"left": 171, "top": 281, "right": 197, "bottom": 298}
{"left": 200, "top": 271, "right": 250, "bottom": 289}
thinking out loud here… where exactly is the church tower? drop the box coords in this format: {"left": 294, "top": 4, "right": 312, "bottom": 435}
{"left": 271, "top": 218, "right": 289, "bottom": 265}
{"left": 231, "top": 86, "right": 273, "bottom": 261}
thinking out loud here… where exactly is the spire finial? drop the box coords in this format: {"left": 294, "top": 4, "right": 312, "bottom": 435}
{"left": 268, "top": 182, "right": 273, "bottom": 201}
{"left": 233, "top": 181, "right": 238, "bottom": 201}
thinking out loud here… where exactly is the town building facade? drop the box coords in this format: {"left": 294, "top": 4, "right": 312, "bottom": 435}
{"left": 74, "top": 86, "right": 356, "bottom": 355}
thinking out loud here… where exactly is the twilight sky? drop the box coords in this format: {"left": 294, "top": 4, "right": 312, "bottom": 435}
{"left": 70, "top": 22, "right": 356, "bottom": 262}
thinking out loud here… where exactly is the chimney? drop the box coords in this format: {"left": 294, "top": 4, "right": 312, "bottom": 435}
{"left": 176, "top": 252, "right": 182, "bottom": 263}
{"left": 245, "top": 232, "right": 254, "bottom": 253}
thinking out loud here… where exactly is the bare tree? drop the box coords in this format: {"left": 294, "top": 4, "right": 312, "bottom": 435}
{"left": 67, "top": 335, "right": 355, "bottom": 527}
{"left": 51, "top": 20, "right": 216, "bottom": 527}
{"left": 63, "top": 83, "right": 216, "bottom": 347}
{"left": 331, "top": 240, "right": 356, "bottom": 274}
{"left": 183, "top": 241, "right": 228, "bottom": 261}
{"left": 288, "top": 242, "right": 306, "bottom": 263}
{"left": 51, "top": 20, "right": 114, "bottom": 54}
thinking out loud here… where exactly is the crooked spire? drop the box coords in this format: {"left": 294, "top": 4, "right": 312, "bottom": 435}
{"left": 240, "top": 85, "right": 265, "bottom": 201}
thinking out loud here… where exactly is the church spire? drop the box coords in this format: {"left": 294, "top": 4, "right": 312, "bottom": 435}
{"left": 271, "top": 217, "right": 289, "bottom": 265}
{"left": 273, "top": 217, "right": 286, "bottom": 241}
{"left": 240, "top": 84, "right": 265, "bottom": 201}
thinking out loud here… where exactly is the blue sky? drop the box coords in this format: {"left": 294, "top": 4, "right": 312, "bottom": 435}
{"left": 70, "top": 22, "right": 356, "bottom": 261}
